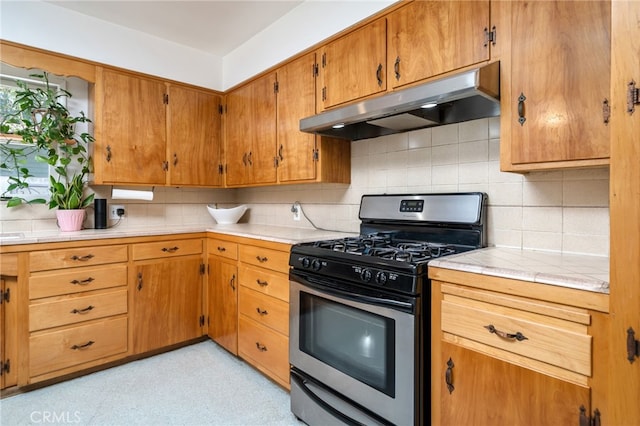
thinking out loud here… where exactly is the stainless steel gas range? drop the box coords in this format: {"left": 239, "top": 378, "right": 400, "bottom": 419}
{"left": 288, "top": 192, "right": 487, "bottom": 425}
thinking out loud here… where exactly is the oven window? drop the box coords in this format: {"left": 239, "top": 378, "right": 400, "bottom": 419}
{"left": 299, "top": 292, "right": 395, "bottom": 397}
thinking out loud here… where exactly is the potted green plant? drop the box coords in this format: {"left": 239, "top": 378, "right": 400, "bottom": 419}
{"left": 0, "top": 72, "right": 94, "bottom": 231}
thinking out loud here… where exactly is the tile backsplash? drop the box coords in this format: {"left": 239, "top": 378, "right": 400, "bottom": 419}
{"left": 0, "top": 117, "right": 610, "bottom": 257}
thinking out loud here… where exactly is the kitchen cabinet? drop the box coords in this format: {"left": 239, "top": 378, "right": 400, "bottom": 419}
{"left": 608, "top": 1, "right": 640, "bottom": 424}
{"left": 94, "top": 68, "right": 223, "bottom": 186}
{"left": 316, "top": 18, "right": 386, "bottom": 111}
{"left": 207, "top": 238, "right": 239, "bottom": 355}
{"left": 276, "top": 53, "right": 351, "bottom": 184}
{"left": 167, "top": 84, "right": 223, "bottom": 187}
{"left": 0, "top": 254, "right": 18, "bottom": 390}
{"left": 224, "top": 72, "right": 278, "bottom": 187}
{"left": 430, "top": 268, "right": 609, "bottom": 425}
{"left": 387, "top": 1, "right": 490, "bottom": 89}
{"left": 27, "top": 245, "right": 129, "bottom": 383}
{"left": 237, "top": 241, "right": 291, "bottom": 389}
{"left": 497, "top": 0, "right": 611, "bottom": 171}
{"left": 131, "top": 239, "right": 204, "bottom": 354}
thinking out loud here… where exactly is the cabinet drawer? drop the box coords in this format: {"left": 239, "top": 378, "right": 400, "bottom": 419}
{"left": 29, "top": 289, "right": 127, "bottom": 332}
{"left": 30, "top": 245, "right": 128, "bottom": 271}
{"left": 30, "top": 264, "right": 127, "bottom": 299}
{"left": 239, "top": 245, "right": 289, "bottom": 273}
{"left": 239, "top": 265, "right": 289, "bottom": 302}
{"left": 132, "top": 239, "right": 202, "bottom": 260}
{"left": 238, "top": 316, "right": 289, "bottom": 384}
{"left": 29, "top": 316, "right": 127, "bottom": 378}
{"left": 441, "top": 291, "right": 592, "bottom": 377}
{"left": 239, "top": 286, "right": 289, "bottom": 336}
{"left": 209, "top": 239, "right": 238, "bottom": 261}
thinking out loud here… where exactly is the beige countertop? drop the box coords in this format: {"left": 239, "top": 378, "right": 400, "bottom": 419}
{"left": 0, "top": 224, "right": 354, "bottom": 247}
{"left": 429, "top": 246, "right": 610, "bottom": 294}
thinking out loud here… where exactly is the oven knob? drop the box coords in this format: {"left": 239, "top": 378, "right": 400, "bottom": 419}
{"left": 301, "top": 257, "right": 311, "bottom": 268}
{"left": 311, "top": 259, "right": 322, "bottom": 271}
{"left": 375, "top": 271, "right": 388, "bottom": 285}
{"left": 360, "top": 269, "right": 372, "bottom": 282}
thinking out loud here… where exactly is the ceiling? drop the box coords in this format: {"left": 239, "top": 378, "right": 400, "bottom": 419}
{"left": 45, "top": 1, "right": 304, "bottom": 57}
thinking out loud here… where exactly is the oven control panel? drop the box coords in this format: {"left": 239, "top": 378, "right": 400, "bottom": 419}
{"left": 399, "top": 199, "right": 424, "bottom": 213}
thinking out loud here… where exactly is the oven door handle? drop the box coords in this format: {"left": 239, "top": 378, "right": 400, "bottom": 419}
{"left": 292, "top": 274, "right": 415, "bottom": 313}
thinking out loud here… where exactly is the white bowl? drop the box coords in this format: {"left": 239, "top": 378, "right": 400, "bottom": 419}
{"left": 207, "top": 204, "right": 248, "bottom": 224}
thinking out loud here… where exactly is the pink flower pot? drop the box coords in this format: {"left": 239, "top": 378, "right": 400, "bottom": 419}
{"left": 56, "top": 209, "right": 85, "bottom": 232}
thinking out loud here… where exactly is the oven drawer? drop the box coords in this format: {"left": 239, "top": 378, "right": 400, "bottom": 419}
{"left": 239, "top": 286, "right": 289, "bottom": 336}
{"left": 440, "top": 284, "right": 592, "bottom": 377}
{"left": 238, "top": 316, "right": 289, "bottom": 384}
{"left": 209, "top": 239, "right": 238, "bottom": 261}
{"left": 30, "top": 245, "right": 128, "bottom": 271}
{"left": 239, "top": 245, "right": 289, "bottom": 273}
{"left": 29, "top": 289, "right": 128, "bottom": 332}
{"left": 29, "top": 316, "right": 128, "bottom": 378}
{"left": 239, "top": 265, "right": 289, "bottom": 302}
{"left": 29, "top": 264, "right": 127, "bottom": 299}
{"left": 132, "top": 238, "right": 202, "bottom": 260}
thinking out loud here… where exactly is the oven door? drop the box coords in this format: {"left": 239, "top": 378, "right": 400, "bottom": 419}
{"left": 289, "top": 271, "right": 418, "bottom": 426}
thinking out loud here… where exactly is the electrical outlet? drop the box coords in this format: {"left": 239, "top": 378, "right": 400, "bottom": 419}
{"left": 110, "top": 205, "right": 125, "bottom": 220}
{"left": 291, "top": 202, "right": 301, "bottom": 221}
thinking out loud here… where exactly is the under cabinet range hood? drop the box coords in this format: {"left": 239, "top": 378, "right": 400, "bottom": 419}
{"left": 300, "top": 61, "right": 500, "bottom": 141}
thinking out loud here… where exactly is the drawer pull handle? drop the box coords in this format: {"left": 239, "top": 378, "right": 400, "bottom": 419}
{"left": 484, "top": 324, "right": 528, "bottom": 342}
{"left": 70, "top": 254, "right": 94, "bottom": 262}
{"left": 217, "top": 246, "right": 226, "bottom": 252}
{"left": 70, "top": 277, "right": 95, "bottom": 285}
{"left": 255, "top": 342, "right": 267, "bottom": 352}
{"left": 256, "top": 307, "right": 268, "bottom": 316}
{"left": 71, "top": 305, "right": 94, "bottom": 314}
{"left": 161, "top": 246, "right": 179, "bottom": 253}
{"left": 230, "top": 274, "right": 236, "bottom": 291}
{"left": 256, "top": 256, "right": 268, "bottom": 263}
{"left": 256, "top": 279, "right": 269, "bottom": 287}
{"left": 71, "top": 341, "right": 95, "bottom": 350}
{"left": 445, "top": 357, "right": 455, "bottom": 394}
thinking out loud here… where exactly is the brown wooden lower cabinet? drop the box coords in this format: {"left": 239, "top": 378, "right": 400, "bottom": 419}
{"left": 207, "top": 254, "right": 239, "bottom": 354}
{"left": 430, "top": 268, "right": 609, "bottom": 425}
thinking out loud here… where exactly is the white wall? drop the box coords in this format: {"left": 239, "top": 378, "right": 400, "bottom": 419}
{"left": 0, "top": 0, "right": 395, "bottom": 90}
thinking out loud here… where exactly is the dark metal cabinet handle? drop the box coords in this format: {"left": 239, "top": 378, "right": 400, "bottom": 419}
{"left": 484, "top": 324, "right": 528, "bottom": 341}
{"left": 394, "top": 56, "right": 401, "bottom": 80}
{"left": 248, "top": 151, "right": 253, "bottom": 166}
{"left": 70, "top": 305, "right": 94, "bottom": 314}
{"left": 71, "top": 341, "right": 95, "bottom": 350}
{"left": 278, "top": 144, "right": 284, "bottom": 161}
{"left": 230, "top": 274, "right": 236, "bottom": 291}
{"left": 137, "top": 272, "right": 143, "bottom": 291}
{"left": 242, "top": 152, "right": 248, "bottom": 166}
{"left": 255, "top": 342, "right": 267, "bottom": 352}
{"left": 256, "top": 307, "right": 268, "bottom": 316}
{"left": 255, "top": 256, "right": 268, "bottom": 263}
{"left": 216, "top": 246, "right": 226, "bottom": 252}
{"left": 173, "top": 153, "right": 178, "bottom": 166}
{"left": 627, "top": 327, "right": 639, "bottom": 363}
{"left": 256, "top": 279, "right": 268, "bottom": 287}
{"left": 376, "top": 63, "right": 383, "bottom": 87}
{"left": 161, "top": 246, "right": 179, "bottom": 253}
{"left": 517, "top": 92, "right": 527, "bottom": 125}
{"left": 70, "top": 277, "right": 95, "bottom": 286}
{"left": 445, "top": 357, "right": 455, "bottom": 394}
{"left": 70, "top": 254, "right": 94, "bottom": 262}
{"left": 106, "top": 145, "right": 112, "bottom": 162}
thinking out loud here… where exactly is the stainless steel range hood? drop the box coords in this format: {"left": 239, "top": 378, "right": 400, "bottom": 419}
{"left": 300, "top": 61, "right": 500, "bottom": 141}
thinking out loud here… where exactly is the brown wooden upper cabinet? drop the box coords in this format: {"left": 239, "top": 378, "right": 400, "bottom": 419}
{"left": 499, "top": 0, "right": 611, "bottom": 171}
{"left": 94, "top": 68, "right": 223, "bottom": 186}
{"left": 387, "top": 0, "right": 491, "bottom": 89}
{"left": 316, "top": 18, "right": 387, "bottom": 111}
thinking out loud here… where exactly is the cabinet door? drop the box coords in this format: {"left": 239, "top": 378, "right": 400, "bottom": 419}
{"left": 318, "top": 19, "right": 386, "bottom": 110}
{"left": 276, "top": 52, "right": 317, "bottom": 183}
{"left": 507, "top": 0, "right": 610, "bottom": 167}
{"left": 0, "top": 277, "right": 17, "bottom": 389}
{"left": 167, "top": 85, "right": 222, "bottom": 187}
{"left": 439, "top": 342, "right": 590, "bottom": 426}
{"left": 208, "top": 255, "right": 238, "bottom": 355}
{"left": 95, "top": 68, "right": 167, "bottom": 185}
{"left": 224, "top": 73, "right": 277, "bottom": 186}
{"left": 133, "top": 257, "right": 202, "bottom": 354}
{"left": 387, "top": 1, "right": 490, "bottom": 89}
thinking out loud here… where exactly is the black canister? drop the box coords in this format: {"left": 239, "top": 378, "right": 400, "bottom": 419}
{"left": 94, "top": 199, "right": 107, "bottom": 229}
